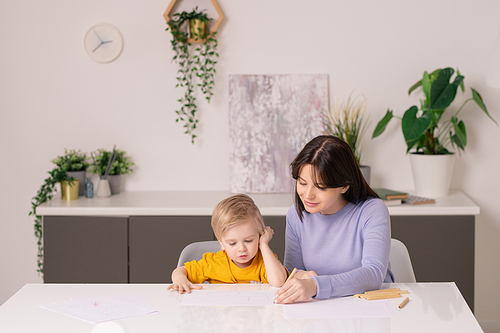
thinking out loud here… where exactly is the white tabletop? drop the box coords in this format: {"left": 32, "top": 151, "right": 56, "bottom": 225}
{"left": 0, "top": 283, "right": 483, "bottom": 333}
{"left": 36, "top": 190, "right": 479, "bottom": 216}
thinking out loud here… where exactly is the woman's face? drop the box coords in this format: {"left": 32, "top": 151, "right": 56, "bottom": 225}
{"left": 297, "top": 164, "right": 349, "bottom": 215}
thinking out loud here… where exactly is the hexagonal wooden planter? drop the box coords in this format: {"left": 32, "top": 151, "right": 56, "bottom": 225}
{"left": 163, "top": 0, "right": 224, "bottom": 43}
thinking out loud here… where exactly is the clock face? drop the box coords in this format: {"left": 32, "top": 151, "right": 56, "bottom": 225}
{"left": 84, "top": 23, "right": 123, "bottom": 63}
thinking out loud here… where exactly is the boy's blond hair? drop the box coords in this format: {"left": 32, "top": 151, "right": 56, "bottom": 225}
{"left": 211, "top": 194, "right": 265, "bottom": 239}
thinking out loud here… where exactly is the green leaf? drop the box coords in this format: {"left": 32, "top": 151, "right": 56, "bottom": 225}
{"left": 457, "top": 68, "right": 465, "bottom": 93}
{"left": 372, "top": 109, "right": 394, "bottom": 138}
{"left": 422, "top": 71, "right": 431, "bottom": 101}
{"left": 402, "top": 106, "right": 431, "bottom": 152}
{"left": 451, "top": 116, "right": 467, "bottom": 147}
{"left": 471, "top": 88, "right": 497, "bottom": 124}
{"left": 408, "top": 68, "right": 441, "bottom": 95}
{"left": 430, "top": 71, "right": 463, "bottom": 110}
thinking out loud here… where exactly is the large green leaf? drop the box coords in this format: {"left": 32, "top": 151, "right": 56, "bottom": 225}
{"left": 422, "top": 71, "right": 431, "bottom": 101}
{"left": 402, "top": 106, "right": 431, "bottom": 152}
{"left": 372, "top": 109, "right": 393, "bottom": 138}
{"left": 430, "top": 74, "right": 463, "bottom": 110}
{"left": 429, "top": 68, "right": 454, "bottom": 107}
{"left": 471, "top": 88, "right": 497, "bottom": 125}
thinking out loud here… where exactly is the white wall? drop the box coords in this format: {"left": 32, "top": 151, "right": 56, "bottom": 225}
{"left": 1, "top": 0, "right": 500, "bottom": 329}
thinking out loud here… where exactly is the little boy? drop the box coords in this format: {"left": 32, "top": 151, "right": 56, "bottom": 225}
{"left": 168, "top": 194, "right": 288, "bottom": 293}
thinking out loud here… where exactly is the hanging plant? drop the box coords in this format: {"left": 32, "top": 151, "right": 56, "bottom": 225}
{"left": 166, "top": 6, "right": 219, "bottom": 143}
{"left": 29, "top": 149, "right": 88, "bottom": 275}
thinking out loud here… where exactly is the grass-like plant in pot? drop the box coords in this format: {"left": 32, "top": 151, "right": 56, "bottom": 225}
{"left": 166, "top": 6, "right": 219, "bottom": 144}
{"left": 29, "top": 149, "right": 88, "bottom": 275}
{"left": 372, "top": 67, "right": 496, "bottom": 154}
{"left": 322, "top": 92, "right": 369, "bottom": 165}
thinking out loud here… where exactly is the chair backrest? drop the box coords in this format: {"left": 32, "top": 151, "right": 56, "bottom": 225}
{"left": 177, "top": 240, "right": 221, "bottom": 268}
{"left": 390, "top": 238, "right": 416, "bottom": 283}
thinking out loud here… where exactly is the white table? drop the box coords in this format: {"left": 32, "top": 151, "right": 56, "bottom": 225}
{"left": 0, "top": 283, "right": 483, "bottom": 333}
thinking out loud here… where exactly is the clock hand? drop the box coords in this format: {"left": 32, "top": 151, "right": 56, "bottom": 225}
{"left": 102, "top": 40, "right": 113, "bottom": 44}
{"left": 93, "top": 41, "right": 104, "bottom": 52}
{"left": 93, "top": 30, "right": 103, "bottom": 43}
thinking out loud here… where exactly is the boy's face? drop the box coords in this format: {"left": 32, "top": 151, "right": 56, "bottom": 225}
{"left": 218, "top": 219, "right": 260, "bottom": 268}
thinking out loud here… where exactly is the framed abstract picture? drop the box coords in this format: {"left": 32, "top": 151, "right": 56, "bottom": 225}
{"left": 229, "top": 74, "right": 328, "bottom": 193}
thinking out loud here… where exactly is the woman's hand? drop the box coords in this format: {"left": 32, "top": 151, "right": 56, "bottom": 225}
{"left": 259, "top": 226, "right": 274, "bottom": 247}
{"left": 274, "top": 276, "right": 318, "bottom": 304}
{"left": 294, "top": 270, "right": 317, "bottom": 279}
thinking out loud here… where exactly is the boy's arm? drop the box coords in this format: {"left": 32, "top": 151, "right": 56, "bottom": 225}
{"left": 167, "top": 266, "right": 203, "bottom": 294}
{"left": 260, "top": 226, "right": 288, "bottom": 287}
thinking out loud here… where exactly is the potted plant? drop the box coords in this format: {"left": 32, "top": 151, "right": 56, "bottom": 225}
{"left": 29, "top": 149, "right": 87, "bottom": 274}
{"left": 51, "top": 148, "right": 89, "bottom": 196}
{"left": 89, "top": 145, "right": 134, "bottom": 194}
{"left": 322, "top": 92, "right": 371, "bottom": 183}
{"left": 372, "top": 67, "right": 497, "bottom": 197}
{"left": 166, "top": 6, "right": 219, "bottom": 144}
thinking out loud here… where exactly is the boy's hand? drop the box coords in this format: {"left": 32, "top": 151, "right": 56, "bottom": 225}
{"left": 259, "top": 226, "right": 274, "bottom": 246}
{"left": 167, "top": 277, "right": 203, "bottom": 294}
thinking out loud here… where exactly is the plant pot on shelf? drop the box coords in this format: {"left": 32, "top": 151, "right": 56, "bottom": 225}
{"left": 360, "top": 165, "right": 371, "bottom": 185}
{"left": 66, "top": 171, "right": 86, "bottom": 196}
{"left": 60, "top": 179, "right": 80, "bottom": 201}
{"left": 107, "top": 174, "right": 121, "bottom": 194}
{"left": 410, "top": 153, "right": 455, "bottom": 198}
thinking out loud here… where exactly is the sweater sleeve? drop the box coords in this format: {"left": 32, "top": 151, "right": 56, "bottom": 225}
{"left": 312, "top": 199, "right": 392, "bottom": 299}
{"left": 283, "top": 207, "right": 306, "bottom": 272}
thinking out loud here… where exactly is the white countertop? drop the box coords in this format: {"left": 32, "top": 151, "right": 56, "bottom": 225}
{"left": 36, "top": 190, "right": 480, "bottom": 217}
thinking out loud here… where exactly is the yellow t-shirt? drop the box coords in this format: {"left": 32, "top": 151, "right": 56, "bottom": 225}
{"left": 184, "top": 249, "right": 270, "bottom": 284}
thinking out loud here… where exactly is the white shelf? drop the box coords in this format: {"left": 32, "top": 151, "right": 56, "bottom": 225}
{"left": 36, "top": 190, "right": 479, "bottom": 217}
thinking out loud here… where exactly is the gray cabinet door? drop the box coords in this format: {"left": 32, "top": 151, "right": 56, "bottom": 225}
{"left": 391, "top": 215, "right": 475, "bottom": 311}
{"left": 129, "top": 216, "right": 215, "bottom": 283}
{"left": 43, "top": 216, "right": 128, "bottom": 283}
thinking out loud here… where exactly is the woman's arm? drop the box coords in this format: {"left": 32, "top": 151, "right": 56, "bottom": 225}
{"left": 260, "top": 226, "right": 288, "bottom": 287}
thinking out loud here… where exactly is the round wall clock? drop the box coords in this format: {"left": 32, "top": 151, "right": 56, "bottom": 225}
{"left": 84, "top": 23, "right": 123, "bottom": 63}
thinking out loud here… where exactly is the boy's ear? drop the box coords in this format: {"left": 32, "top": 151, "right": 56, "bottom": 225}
{"left": 217, "top": 238, "right": 225, "bottom": 251}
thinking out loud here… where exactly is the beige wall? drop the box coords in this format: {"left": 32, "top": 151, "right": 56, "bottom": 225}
{"left": 1, "top": 0, "right": 500, "bottom": 330}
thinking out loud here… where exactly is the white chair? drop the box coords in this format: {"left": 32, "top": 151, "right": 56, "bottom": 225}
{"left": 177, "top": 240, "right": 221, "bottom": 268}
{"left": 390, "top": 238, "right": 416, "bottom": 283}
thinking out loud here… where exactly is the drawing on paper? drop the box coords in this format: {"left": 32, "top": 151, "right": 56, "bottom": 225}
{"left": 229, "top": 74, "right": 328, "bottom": 193}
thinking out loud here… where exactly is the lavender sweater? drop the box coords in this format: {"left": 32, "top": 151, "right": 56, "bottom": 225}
{"left": 284, "top": 197, "right": 394, "bottom": 299}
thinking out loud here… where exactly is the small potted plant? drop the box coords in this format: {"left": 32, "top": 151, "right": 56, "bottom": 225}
{"left": 372, "top": 67, "right": 497, "bottom": 197}
{"left": 29, "top": 149, "right": 88, "bottom": 274}
{"left": 166, "top": 6, "right": 219, "bottom": 144}
{"left": 89, "top": 145, "right": 134, "bottom": 194}
{"left": 322, "top": 92, "right": 371, "bottom": 183}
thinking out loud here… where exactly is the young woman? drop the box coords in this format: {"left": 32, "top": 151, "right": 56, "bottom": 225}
{"left": 274, "top": 135, "right": 394, "bottom": 304}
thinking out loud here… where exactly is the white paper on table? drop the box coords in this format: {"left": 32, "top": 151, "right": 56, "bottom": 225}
{"left": 40, "top": 295, "right": 158, "bottom": 324}
{"left": 283, "top": 297, "right": 396, "bottom": 319}
{"left": 181, "top": 289, "right": 276, "bottom": 306}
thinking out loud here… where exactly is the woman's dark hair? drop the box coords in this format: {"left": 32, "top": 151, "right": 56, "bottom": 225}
{"left": 290, "top": 135, "right": 378, "bottom": 220}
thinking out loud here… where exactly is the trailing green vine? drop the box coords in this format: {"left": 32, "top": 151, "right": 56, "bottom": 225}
{"left": 166, "top": 7, "right": 219, "bottom": 143}
{"left": 29, "top": 149, "right": 87, "bottom": 275}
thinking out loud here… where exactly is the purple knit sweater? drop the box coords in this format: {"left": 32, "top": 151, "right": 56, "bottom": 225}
{"left": 284, "top": 197, "right": 394, "bottom": 299}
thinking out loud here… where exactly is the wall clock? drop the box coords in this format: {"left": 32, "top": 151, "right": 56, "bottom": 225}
{"left": 84, "top": 23, "right": 123, "bottom": 63}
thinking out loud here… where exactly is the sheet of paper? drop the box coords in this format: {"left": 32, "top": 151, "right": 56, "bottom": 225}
{"left": 181, "top": 289, "right": 276, "bottom": 306}
{"left": 283, "top": 297, "right": 396, "bottom": 319}
{"left": 40, "top": 295, "right": 158, "bottom": 324}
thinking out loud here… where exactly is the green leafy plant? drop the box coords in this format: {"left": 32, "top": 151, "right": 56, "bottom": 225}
{"left": 372, "top": 67, "right": 497, "bottom": 155}
{"left": 29, "top": 149, "right": 87, "bottom": 275}
{"left": 322, "top": 93, "right": 369, "bottom": 165}
{"left": 88, "top": 145, "right": 134, "bottom": 176}
{"left": 166, "top": 6, "right": 219, "bottom": 144}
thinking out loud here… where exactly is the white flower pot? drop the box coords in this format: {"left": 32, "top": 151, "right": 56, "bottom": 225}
{"left": 409, "top": 153, "right": 455, "bottom": 198}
